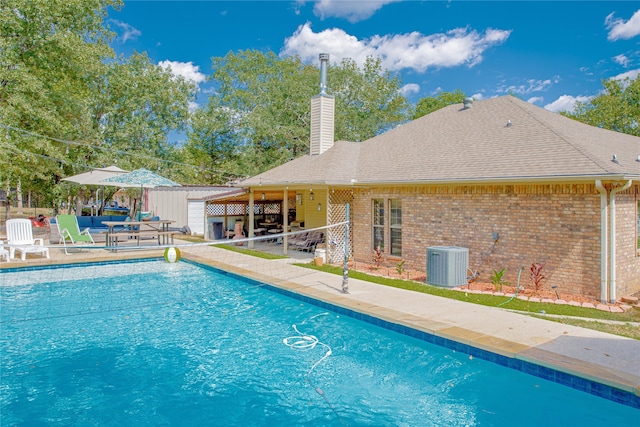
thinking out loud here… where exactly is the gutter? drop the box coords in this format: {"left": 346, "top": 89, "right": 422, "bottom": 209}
{"left": 609, "top": 180, "right": 632, "bottom": 303}
{"left": 595, "top": 180, "right": 608, "bottom": 303}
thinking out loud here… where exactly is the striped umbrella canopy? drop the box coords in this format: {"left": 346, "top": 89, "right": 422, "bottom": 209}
{"left": 99, "top": 168, "right": 180, "bottom": 214}
{"left": 99, "top": 168, "right": 180, "bottom": 189}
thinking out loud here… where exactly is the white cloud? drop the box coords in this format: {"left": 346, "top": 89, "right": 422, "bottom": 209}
{"left": 497, "top": 78, "right": 555, "bottom": 95}
{"left": 527, "top": 96, "right": 544, "bottom": 105}
{"left": 611, "top": 68, "right": 640, "bottom": 82}
{"left": 544, "top": 95, "right": 593, "bottom": 113}
{"left": 605, "top": 9, "right": 640, "bottom": 41}
{"left": 109, "top": 19, "right": 141, "bottom": 43}
{"left": 471, "top": 92, "right": 484, "bottom": 101}
{"left": 612, "top": 54, "right": 630, "bottom": 67}
{"left": 188, "top": 101, "right": 199, "bottom": 112}
{"left": 282, "top": 23, "right": 511, "bottom": 73}
{"left": 313, "top": 0, "right": 400, "bottom": 23}
{"left": 158, "top": 60, "right": 207, "bottom": 87}
{"left": 544, "top": 68, "right": 639, "bottom": 113}
{"left": 399, "top": 83, "right": 420, "bottom": 97}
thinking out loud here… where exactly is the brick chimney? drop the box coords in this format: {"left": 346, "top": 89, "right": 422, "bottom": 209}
{"left": 309, "top": 53, "right": 334, "bottom": 156}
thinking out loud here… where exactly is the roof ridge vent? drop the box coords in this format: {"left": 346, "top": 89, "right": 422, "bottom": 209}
{"left": 462, "top": 97, "right": 474, "bottom": 109}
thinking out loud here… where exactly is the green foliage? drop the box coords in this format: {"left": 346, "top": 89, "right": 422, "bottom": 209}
{"left": 0, "top": 0, "right": 195, "bottom": 205}
{"left": 395, "top": 260, "right": 406, "bottom": 275}
{"left": 0, "top": 0, "right": 122, "bottom": 200}
{"left": 562, "top": 75, "right": 640, "bottom": 137}
{"left": 216, "top": 244, "right": 288, "bottom": 260}
{"left": 187, "top": 50, "right": 411, "bottom": 180}
{"left": 332, "top": 56, "right": 410, "bottom": 141}
{"left": 490, "top": 267, "right": 509, "bottom": 291}
{"left": 91, "top": 52, "right": 195, "bottom": 176}
{"left": 413, "top": 89, "right": 467, "bottom": 119}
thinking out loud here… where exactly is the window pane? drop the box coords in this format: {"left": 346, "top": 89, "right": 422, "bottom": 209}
{"left": 372, "top": 199, "right": 384, "bottom": 250}
{"left": 390, "top": 228, "right": 401, "bottom": 256}
{"left": 373, "top": 226, "right": 384, "bottom": 251}
{"left": 390, "top": 199, "right": 401, "bottom": 256}
{"left": 390, "top": 199, "right": 401, "bottom": 226}
{"left": 373, "top": 199, "right": 384, "bottom": 226}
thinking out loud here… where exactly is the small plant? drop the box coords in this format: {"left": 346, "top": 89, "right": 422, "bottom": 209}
{"left": 490, "top": 267, "right": 507, "bottom": 291}
{"left": 530, "top": 262, "right": 546, "bottom": 292}
{"left": 372, "top": 245, "right": 385, "bottom": 268}
{"left": 395, "top": 260, "right": 406, "bottom": 275}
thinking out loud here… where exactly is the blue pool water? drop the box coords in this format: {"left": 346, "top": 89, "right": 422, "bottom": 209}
{"left": 1, "top": 260, "right": 638, "bottom": 426}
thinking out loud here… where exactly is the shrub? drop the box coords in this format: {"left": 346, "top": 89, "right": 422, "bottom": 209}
{"left": 372, "top": 245, "right": 385, "bottom": 268}
{"left": 530, "top": 262, "right": 546, "bottom": 292}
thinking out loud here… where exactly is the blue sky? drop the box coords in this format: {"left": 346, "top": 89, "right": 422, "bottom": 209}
{"left": 108, "top": 1, "right": 640, "bottom": 113}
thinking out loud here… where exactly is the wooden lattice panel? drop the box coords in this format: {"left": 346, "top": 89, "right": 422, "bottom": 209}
{"left": 327, "top": 189, "right": 353, "bottom": 264}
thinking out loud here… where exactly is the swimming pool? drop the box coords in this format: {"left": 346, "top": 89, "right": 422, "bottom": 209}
{"left": 1, "top": 260, "right": 638, "bottom": 426}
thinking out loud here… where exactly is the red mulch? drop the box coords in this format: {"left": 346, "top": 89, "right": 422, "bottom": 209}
{"left": 349, "top": 262, "right": 603, "bottom": 306}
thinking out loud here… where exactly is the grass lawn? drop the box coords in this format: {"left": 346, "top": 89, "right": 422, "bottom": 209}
{"left": 299, "top": 263, "right": 640, "bottom": 340}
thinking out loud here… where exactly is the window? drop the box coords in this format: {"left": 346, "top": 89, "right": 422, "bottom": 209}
{"left": 372, "top": 199, "right": 384, "bottom": 251}
{"left": 390, "top": 199, "right": 402, "bottom": 256}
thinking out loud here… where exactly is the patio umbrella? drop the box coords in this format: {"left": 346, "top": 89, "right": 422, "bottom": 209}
{"left": 62, "top": 166, "right": 129, "bottom": 215}
{"left": 99, "top": 168, "right": 181, "bottom": 215}
{"left": 61, "top": 165, "right": 129, "bottom": 186}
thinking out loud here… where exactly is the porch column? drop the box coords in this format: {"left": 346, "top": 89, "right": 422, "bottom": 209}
{"left": 283, "top": 187, "right": 288, "bottom": 255}
{"left": 248, "top": 190, "right": 255, "bottom": 249}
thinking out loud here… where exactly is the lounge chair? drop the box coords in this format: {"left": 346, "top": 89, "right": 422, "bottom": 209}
{"left": 6, "top": 218, "right": 50, "bottom": 260}
{"left": 291, "top": 231, "right": 324, "bottom": 252}
{"left": 55, "top": 214, "right": 95, "bottom": 254}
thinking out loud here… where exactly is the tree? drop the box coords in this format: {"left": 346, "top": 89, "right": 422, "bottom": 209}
{"left": 562, "top": 76, "right": 640, "bottom": 137}
{"left": 412, "top": 89, "right": 467, "bottom": 119}
{"left": 183, "top": 100, "right": 246, "bottom": 184}
{"left": 88, "top": 52, "right": 195, "bottom": 178}
{"left": 185, "top": 50, "right": 411, "bottom": 179}
{"left": 0, "top": 0, "right": 122, "bottom": 207}
{"left": 332, "top": 56, "right": 409, "bottom": 142}
{"left": 1, "top": 0, "right": 195, "bottom": 207}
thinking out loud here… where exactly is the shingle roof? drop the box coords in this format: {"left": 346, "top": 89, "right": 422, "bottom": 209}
{"left": 242, "top": 140, "right": 360, "bottom": 187}
{"left": 241, "top": 96, "right": 640, "bottom": 187}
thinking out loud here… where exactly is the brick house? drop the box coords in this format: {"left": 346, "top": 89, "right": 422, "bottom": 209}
{"left": 238, "top": 92, "right": 640, "bottom": 303}
{"left": 235, "top": 57, "right": 640, "bottom": 302}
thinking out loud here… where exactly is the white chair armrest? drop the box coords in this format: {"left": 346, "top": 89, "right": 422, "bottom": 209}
{"left": 81, "top": 228, "right": 91, "bottom": 235}
{"left": 34, "top": 237, "right": 44, "bottom": 246}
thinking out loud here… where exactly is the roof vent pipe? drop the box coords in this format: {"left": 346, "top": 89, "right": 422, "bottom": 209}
{"left": 463, "top": 97, "right": 473, "bottom": 109}
{"left": 319, "top": 53, "right": 329, "bottom": 95}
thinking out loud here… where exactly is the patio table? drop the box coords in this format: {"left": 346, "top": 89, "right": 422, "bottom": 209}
{"left": 102, "top": 219, "right": 174, "bottom": 249}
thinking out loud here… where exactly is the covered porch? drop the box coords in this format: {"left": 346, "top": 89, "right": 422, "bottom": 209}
{"left": 204, "top": 186, "right": 352, "bottom": 262}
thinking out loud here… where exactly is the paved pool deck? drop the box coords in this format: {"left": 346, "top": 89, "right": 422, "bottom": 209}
{"left": 2, "top": 240, "right": 639, "bottom": 406}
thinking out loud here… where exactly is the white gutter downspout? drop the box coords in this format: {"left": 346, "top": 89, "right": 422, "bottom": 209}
{"left": 609, "top": 180, "right": 632, "bottom": 303}
{"left": 595, "top": 180, "right": 608, "bottom": 303}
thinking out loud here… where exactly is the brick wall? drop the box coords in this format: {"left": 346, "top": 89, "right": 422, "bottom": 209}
{"left": 351, "top": 183, "right": 640, "bottom": 300}
{"left": 613, "top": 189, "right": 640, "bottom": 297}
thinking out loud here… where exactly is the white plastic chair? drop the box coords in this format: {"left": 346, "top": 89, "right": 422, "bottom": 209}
{"left": 6, "top": 218, "right": 50, "bottom": 261}
{"left": 0, "top": 240, "right": 9, "bottom": 262}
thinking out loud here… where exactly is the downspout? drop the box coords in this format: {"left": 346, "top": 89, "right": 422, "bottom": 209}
{"left": 595, "top": 180, "right": 608, "bottom": 303}
{"left": 609, "top": 180, "right": 632, "bottom": 303}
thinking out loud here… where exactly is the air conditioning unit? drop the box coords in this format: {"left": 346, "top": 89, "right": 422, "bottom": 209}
{"left": 426, "top": 246, "right": 469, "bottom": 287}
